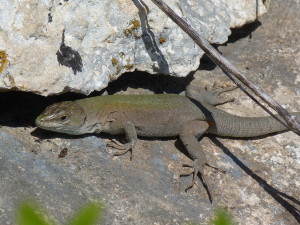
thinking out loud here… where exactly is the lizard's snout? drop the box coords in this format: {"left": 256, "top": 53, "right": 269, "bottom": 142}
{"left": 35, "top": 114, "right": 45, "bottom": 127}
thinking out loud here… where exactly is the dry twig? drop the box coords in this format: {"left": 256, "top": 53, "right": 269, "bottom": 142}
{"left": 149, "top": 0, "right": 300, "bottom": 135}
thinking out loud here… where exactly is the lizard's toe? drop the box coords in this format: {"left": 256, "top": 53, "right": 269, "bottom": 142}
{"left": 180, "top": 163, "right": 194, "bottom": 176}
{"left": 186, "top": 84, "right": 236, "bottom": 106}
{"left": 113, "top": 140, "right": 136, "bottom": 160}
{"left": 180, "top": 159, "right": 214, "bottom": 202}
{"left": 107, "top": 139, "right": 126, "bottom": 150}
{"left": 180, "top": 159, "right": 202, "bottom": 191}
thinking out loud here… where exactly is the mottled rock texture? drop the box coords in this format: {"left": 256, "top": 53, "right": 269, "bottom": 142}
{"left": 0, "top": 0, "right": 299, "bottom": 223}
{"left": 0, "top": 0, "right": 267, "bottom": 95}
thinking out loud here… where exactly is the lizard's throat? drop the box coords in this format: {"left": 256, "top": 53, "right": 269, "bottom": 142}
{"left": 79, "top": 117, "right": 103, "bottom": 134}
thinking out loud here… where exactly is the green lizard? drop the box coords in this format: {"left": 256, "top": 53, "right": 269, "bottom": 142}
{"left": 35, "top": 86, "right": 300, "bottom": 201}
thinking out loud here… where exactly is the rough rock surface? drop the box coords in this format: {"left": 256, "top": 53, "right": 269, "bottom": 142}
{"left": 0, "top": 0, "right": 299, "bottom": 224}
{"left": 0, "top": 0, "right": 267, "bottom": 95}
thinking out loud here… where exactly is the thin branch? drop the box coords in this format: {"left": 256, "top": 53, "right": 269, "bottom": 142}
{"left": 149, "top": 0, "right": 300, "bottom": 135}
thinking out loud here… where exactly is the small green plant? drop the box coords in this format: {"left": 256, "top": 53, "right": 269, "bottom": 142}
{"left": 211, "top": 208, "right": 235, "bottom": 225}
{"left": 16, "top": 201, "right": 103, "bottom": 225}
{"left": 182, "top": 207, "right": 235, "bottom": 225}
{"left": 17, "top": 202, "right": 52, "bottom": 225}
{"left": 16, "top": 200, "right": 234, "bottom": 225}
{"left": 66, "top": 202, "right": 103, "bottom": 225}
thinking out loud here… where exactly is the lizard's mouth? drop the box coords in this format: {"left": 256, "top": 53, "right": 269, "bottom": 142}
{"left": 35, "top": 114, "right": 46, "bottom": 128}
{"left": 35, "top": 113, "right": 60, "bottom": 131}
{"left": 35, "top": 114, "right": 83, "bottom": 135}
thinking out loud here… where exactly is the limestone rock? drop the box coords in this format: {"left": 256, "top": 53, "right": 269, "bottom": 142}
{"left": 0, "top": 0, "right": 268, "bottom": 95}
{"left": 0, "top": 1, "right": 299, "bottom": 223}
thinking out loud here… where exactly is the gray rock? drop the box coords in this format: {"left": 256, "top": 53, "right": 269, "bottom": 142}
{"left": 0, "top": 132, "right": 92, "bottom": 223}
{"left": 1, "top": 0, "right": 299, "bottom": 224}
{"left": 0, "top": 0, "right": 267, "bottom": 95}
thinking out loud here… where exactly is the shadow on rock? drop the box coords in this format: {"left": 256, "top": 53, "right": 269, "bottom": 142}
{"left": 210, "top": 137, "right": 300, "bottom": 223}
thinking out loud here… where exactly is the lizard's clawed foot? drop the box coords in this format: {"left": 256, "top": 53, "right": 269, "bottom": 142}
{"left": 180, "top": 161, "right": 199, "bottom": 192}
{"left": 180, "top": 160, "right": 224, "bottom": 203}
{"left": 186, "top": 84, "right": 237, "bottom": 106}
{"left": 203, "top": 83, "right": 237, "bottom": 106}
{"left": 107, "top": 139, "right": 125, "bottom": 149}
{"left": 107, "top": 139, "right": 136, "bottom": 160}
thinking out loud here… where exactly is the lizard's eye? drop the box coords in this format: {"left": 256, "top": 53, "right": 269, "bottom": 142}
{"left": 60, "top": 116, "right": 67, "bottom": 121}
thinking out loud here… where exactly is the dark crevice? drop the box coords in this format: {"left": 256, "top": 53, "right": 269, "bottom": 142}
{"left": 56, "top": 29, "right": 83, "bottom": 74}
{"left": 48, "top": 13, "right": 53, "bottom": 23}
{"left": 198, "top": 20, "right": 262, "bottom": 71}
{"left": 0, "top": 72, "right": 195, "bottom": 128}
{"left": 105, "top": 70, "right": 194, "bottom": 95}
{"left": 0, "top": 91, "right": 84, "bottom": 128}
{"left": 225, "top": 20, "right": 262, "bottom": 44}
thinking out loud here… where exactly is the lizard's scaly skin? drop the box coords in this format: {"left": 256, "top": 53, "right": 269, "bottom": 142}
{"left": 36, "top": 94, "right": 299, "bottom": 137}
{"left": 35, "top": 93, "right": 300, "bottom": 201}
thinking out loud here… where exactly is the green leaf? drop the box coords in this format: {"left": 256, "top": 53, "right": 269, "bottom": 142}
{"left": 17, "top": 202, "right": 52, "bottom": 225}
{"left": 67, "top": 202, "right": 103, "bottom": 225}
{"left": 211, "top": 208, "right": 235, "bottom": 225}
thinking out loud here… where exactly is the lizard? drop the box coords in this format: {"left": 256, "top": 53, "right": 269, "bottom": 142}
{"left": 35, "top": 85, "right": 300, "bottom": 201}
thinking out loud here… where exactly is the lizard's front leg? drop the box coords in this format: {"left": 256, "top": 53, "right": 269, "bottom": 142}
{"left": 179, "top": 120, "right": 214, "bottom": 201}
{"left": 106, "top": 119, "right": 137, "bottom": 160}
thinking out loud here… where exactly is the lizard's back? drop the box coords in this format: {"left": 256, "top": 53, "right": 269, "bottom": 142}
{"left": 36, "top": 93, "right": 300, "bottom": 138}
{"left": 76, "top": 94, "right": 300, "bottom": 138}
{"left": 76, "top": 94, "right": 205, "bottom": 137}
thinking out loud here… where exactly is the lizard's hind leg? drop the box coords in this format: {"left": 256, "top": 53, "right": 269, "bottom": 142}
{"left": 179, "top": 120, "right": 214, "bottom": 202}
{"left": 186, "top": 84, "right": 237, "bottom": 106}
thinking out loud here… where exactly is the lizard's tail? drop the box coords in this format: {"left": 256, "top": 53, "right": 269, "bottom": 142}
{"left": 209, "top": 112, "right": 300, "bottom": 138}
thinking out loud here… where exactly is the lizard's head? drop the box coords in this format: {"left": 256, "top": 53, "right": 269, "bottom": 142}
{"left": 35, "top": 101, "right": 86, "bottom": 135}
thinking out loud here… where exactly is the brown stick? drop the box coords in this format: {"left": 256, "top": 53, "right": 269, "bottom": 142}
{"left": 149, "top": 0, "right": 300, "bottom": 135}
